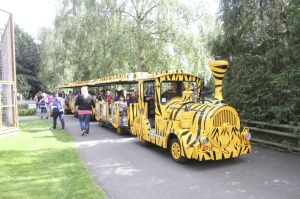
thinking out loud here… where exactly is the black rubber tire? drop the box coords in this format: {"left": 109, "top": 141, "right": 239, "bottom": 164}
{"left": 116, "top": 127, "right": 125, "bottom": 135}
{"left": 99, "top": 121, "right": 104, "bottom": 127}
{"left": 140, "top": 138, "right": 151, "bottom": 147}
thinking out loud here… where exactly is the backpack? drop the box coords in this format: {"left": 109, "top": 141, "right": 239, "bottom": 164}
{"left": 53, "top": 98, "right": 62, "bottom": 111}
{"left": 40, "top": 99, "right": 46, "bottom": 107}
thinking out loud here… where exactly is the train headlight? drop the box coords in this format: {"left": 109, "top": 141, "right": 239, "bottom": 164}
{"left": 242, "top": 127, "right": 251, "bottom": 140}
{"left": 245, "top": 132, "right": 251, "bottom": 140}
{"left": 201, "top": 136, "right": 210, "bottom": 146}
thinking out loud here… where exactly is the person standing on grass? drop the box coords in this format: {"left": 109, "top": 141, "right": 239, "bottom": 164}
{"left": 51, "top": 92, "right": 65, "bottom": 130}
{"left": 46, "top": 91, "right": 53, "bottom": 118}
{"left": 75, "top": 86, "right": 95, "bottom": 136}
{"left": 34, "top": 91, "right": 43, "bottom": 115}
{"left": 39, "top": 93, "right": 48, "bottom": 119}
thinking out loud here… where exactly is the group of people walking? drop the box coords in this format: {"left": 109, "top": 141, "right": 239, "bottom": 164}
{"left": 34, "top": 87, "right": 95, "bottom": 136}
{"left": 34, "top": 86, "right": 138, "bottom": 136}
{"left": 34, "top": 91, "right": 65, "bottom": 130}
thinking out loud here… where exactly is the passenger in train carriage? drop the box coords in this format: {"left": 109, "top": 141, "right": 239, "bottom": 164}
{"left": 96, "top": 90, "right": 104, "bottom": 101}
{"left": 120, "top": 90, "right": 125, "bottom": 98}
{"left": 118, "top": 95, "right": 127, "bottom": 124}
{"left": 128, "top": 90, "right": 138, "bottom": 106}
{"left": 125, "top": 94, "right": 131, "bottom": 105}
{"left": 114, "top": 90, "right": 121, "bottom": 102}
{"left": 166, "top": 82, "right": 181, "bottom": 100}
{"left": 106, "top": 90, "right": 112, "bottom": 104}
{"left": 99, "top": 95, "right": 107, "bottom": 104}
{"left": 99, "top": 95, "right": 107, "bottom": 119}
{"left": 68, "top": 90, "right": 73, "bottom": 98}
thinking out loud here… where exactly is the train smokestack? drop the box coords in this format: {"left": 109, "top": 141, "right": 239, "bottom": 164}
{"left": 209, "top": 57, "right": 229, "bottom": 104}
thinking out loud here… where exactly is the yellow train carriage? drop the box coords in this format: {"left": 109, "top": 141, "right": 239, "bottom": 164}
{"left": 130, "top": 58, "right": 251, "bottom": 163}
{"left": 95, "top": 72, "right": 149, "bottom": 134}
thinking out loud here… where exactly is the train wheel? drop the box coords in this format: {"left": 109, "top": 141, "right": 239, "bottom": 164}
{"left": 99, "top": 120, "right": 104, "bottom": 127}
{"left": 139, "top": 136, "right": 151, "bottom": 147}
{"left": 170, "top": 138, "right": 187, "bottom": 164}
{"left": 116, "top": 127, "right": 124, "bottom": 135}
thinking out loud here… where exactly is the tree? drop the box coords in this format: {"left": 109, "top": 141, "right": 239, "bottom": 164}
{"left": 210, "top": 0, "right": 300, "bottom": 124}
{"left": 15, "top": 25, "right": 41, "bottom": 97}
{"left": 39, "top": 0, "right": 220, "bottom": 87}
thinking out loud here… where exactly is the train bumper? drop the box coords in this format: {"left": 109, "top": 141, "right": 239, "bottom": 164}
{"left": 197, "top": 145, "right": 251, "bottom": 161}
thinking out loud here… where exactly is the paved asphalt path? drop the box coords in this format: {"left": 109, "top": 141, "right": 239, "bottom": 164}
{"left": 62, "top": 114, "right": 300, "bottom": 199}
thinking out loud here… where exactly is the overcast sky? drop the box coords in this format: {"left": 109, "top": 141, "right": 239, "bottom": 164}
{"left": 0, "top": 0, "right": 218, "bottom": 40}
{"left": 0, "top": 0, "right": 56, "bottom": 38}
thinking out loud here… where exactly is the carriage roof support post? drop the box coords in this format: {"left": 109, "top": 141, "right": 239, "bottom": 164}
{"left": 0, "top": 88, "right": 2, "bottom": 129}
{"left": 201, "top": 79, "right": 205, "bottom": 104}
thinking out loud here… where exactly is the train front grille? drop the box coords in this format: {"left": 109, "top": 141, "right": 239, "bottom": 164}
{"left": 212, "top": 109, "right": 238, "bottom": 127}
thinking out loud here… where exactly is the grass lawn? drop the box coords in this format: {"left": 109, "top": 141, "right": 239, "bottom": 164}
{"left": 0, "top": 119, "right": 107, "bottom": 199}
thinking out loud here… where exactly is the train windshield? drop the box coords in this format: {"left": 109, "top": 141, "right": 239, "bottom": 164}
{"left": 160, "top": 81, "right": 197, "bottom": 103}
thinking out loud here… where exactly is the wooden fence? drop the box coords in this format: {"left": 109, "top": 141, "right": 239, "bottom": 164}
{"left": 241, "top": 120, "right": 300, "bottom": 152}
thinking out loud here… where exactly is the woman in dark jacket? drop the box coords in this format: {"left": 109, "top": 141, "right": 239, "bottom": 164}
{"left": 75, "top": 86, "right": 95, "bottom": 136}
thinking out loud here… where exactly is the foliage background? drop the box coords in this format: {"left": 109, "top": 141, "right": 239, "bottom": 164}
{"left": 210, "top": 0, "right": 300, "bottom": 124}
{"left": 37, "top": 0, "right": 219, "bottom": 89}
{"left": 15, "top": 25, "right": 41, "bottom": 98}
{"left": 15, "top": 0, "right": 300, "bottom": 124}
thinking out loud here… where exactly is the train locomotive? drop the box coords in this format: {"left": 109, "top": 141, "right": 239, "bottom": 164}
{"left": 130, "top": 58, "right": 251, "bottom": 163}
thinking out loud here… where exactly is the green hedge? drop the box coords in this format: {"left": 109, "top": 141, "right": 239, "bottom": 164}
{"left": 18, "top": 104, "right": 36, "bottom": 116}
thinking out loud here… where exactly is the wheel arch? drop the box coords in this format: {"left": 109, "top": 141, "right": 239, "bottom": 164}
{"left": 167, "top": 133, "right": 178, "bottom": 149}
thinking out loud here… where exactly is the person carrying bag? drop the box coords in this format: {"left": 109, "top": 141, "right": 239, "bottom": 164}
{"left": 75, "top": 86, "right": 95, "bottom": 136}
{"left": 51, "top": 92, "right": 65, "bottom": 130}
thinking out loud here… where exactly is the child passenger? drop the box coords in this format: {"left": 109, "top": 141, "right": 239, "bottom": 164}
{"left": 118, "top": 95, "right": 127, "bottom": 125}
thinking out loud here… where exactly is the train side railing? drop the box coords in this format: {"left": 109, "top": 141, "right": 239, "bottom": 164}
{"left": 242, "top": 120, "right": 300, "bottom": 152}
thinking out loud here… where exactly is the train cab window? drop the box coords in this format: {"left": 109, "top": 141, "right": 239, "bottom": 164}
{"left": 160, "top": 81, "right": 198, "bottom": 103}
{"left": 161, "top": 81, "right": 182, "bottom": 103}
{"left": 145, "top": 82, "right": 154, "bottom": 96}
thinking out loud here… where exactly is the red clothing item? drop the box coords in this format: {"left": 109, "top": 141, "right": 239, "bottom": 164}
{"left": 107, "top": 96, "right": 112, "bottom": 103}
{"left": 78, "top": 110, "right": 92, "bottom": 114}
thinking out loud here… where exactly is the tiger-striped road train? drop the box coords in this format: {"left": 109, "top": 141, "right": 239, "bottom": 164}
{"left": 58, "top": 58, "right": 251, "bottom": 163}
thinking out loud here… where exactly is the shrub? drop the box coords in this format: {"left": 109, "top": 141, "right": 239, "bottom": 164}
{"left": 18, "top": 106, "right": 36, "bottom": 116}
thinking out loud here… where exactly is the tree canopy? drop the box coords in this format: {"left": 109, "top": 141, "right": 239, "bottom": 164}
{"left": 37, "top": 0, "right": 219, "bottom": 90}
{"left": 210, "top": 0, "right": 300, "bottom": 124}
{"left": 14, "top": 0, "right": 300, "bottom": 124}
{"left": 15, "top": 25, "right": 41, "bottom": 97}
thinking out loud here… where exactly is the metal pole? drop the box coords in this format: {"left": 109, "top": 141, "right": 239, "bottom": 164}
{"left": 201, "top": 79, "right": 205, "bottom": 103}
{"left": 10, "top": 14, "right": 18, "bottom": 128}
{"left": 0, "top": 93, "right": 2, "bottom": 131}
